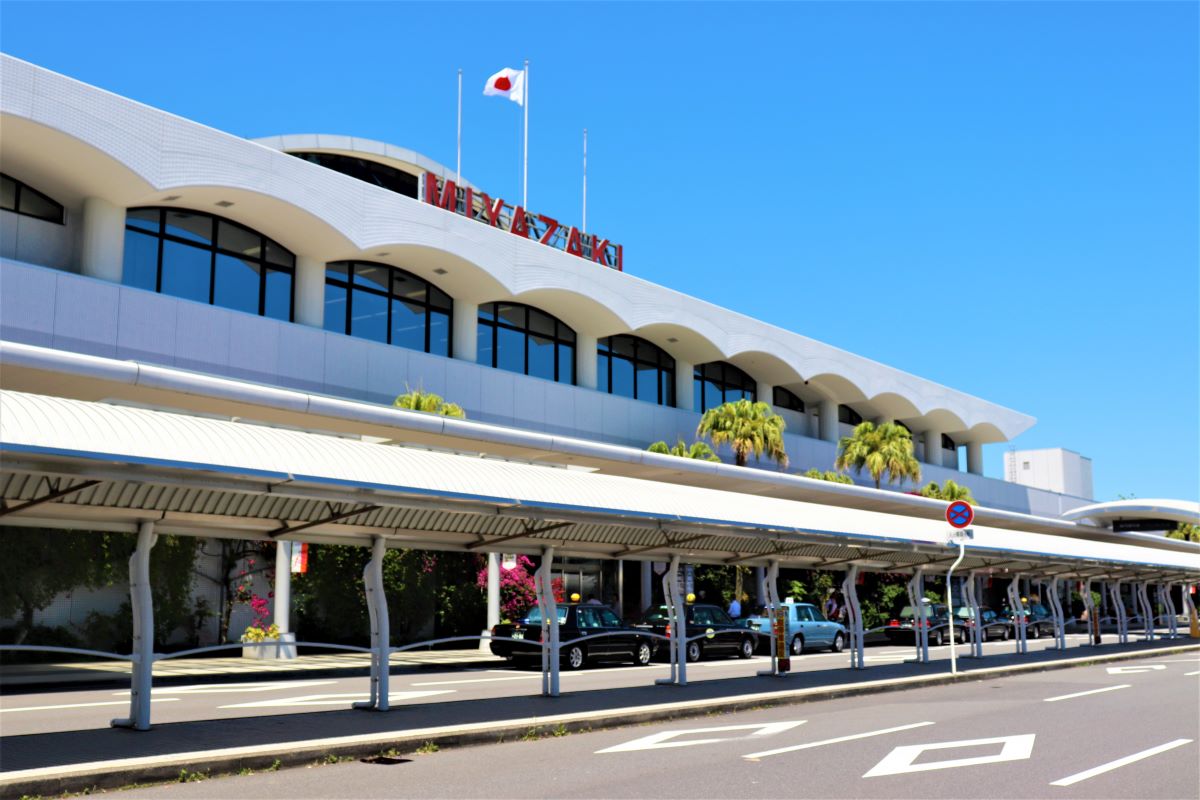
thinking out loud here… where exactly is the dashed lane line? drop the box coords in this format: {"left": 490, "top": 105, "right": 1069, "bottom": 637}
{"left": 0, "top": 698, "right": 180, "bottom": 714}
{"left": 1043, "top": 684, "right": 1130, "bottom": 703}
{"left": 742, "top": 721, "right": 935, "bottom": 760}
{"left": 1049, "top": 739, "right": 1194, "bottom": 787}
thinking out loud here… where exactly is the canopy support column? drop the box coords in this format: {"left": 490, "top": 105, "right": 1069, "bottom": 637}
{"left": 1046, "top": 577, "right": 1066, "bottom": 650}
{"left": 111, "top": 521, "right": 157, "bottom": 731}
{"left": 1109, "top": 581, "right": 1128, "bottom": 644}
{"left": 1081, "top": 579, "right": 1100, "bottom": 646}
{"left": 1158, "top": 583, "right": 1176, "bottom": 639}
{"left": 354, "top": 536, "right": 390, "bottom": 711}
{"left": 1007, "top": 575, "right": 1028, "bottom": 654}
{"left": 656, "top": 555, "right": 685, "bottom": 686}
{"left": 842, "top": 565, "right": 865, "bottom": 670}
{"left": 907, "top": 569, "right": 929, "bottom": 663}
{"left": 1136, "top": 582, "right": 1154, "bottom": 641}
{"left": 964, "top": 570, "right": 984, "bottom": 658}
{"left": 758, "top": 561, "right": 784, "bottom": 676}
{"left": 1182, "top": 582, "right": 1198, "bottom": 638}
{"left": 537, "top": 547, "right": 559, "bottom": 697}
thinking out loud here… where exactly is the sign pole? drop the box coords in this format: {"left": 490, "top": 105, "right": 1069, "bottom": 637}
{"left": 582, "top": 127, "right": 587, "bottom": 234}
{"left": 943, "top": 501, "right": 975, "bottom": 676}
{"left": 456, "top": 68, "right": 462, "bottom": 185}
{"left": 946, "top": 539, "right": 965, "bottom": 675}
{"left": 522, "top": 59, "right": 529, "bottom": 209}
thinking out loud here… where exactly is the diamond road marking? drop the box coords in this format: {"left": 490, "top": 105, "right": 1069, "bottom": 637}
{"left": 863, "top": 734, "right": 1036, "bottom": 777}
{"left": 219, "top": 690, "right": 453, "bottom": 708}
{"left": 596, "top": 721, "right": 805, "bottom": 754}
{"left": 1106, "top": 664, "right": 1166, "bottom": 675}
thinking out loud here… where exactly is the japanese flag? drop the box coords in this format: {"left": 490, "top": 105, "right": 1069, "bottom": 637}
{"left": 483, "top": 67, "right": 525, "bottom": 106}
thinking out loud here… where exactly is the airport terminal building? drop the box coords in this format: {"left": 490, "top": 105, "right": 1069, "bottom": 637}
{"left": 2, "top": 55, "right": 1195, "bottom": 645}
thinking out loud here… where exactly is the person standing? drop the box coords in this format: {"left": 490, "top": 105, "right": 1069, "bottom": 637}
{"left": 728, "top": 595, "right": 742, "bottom": 619}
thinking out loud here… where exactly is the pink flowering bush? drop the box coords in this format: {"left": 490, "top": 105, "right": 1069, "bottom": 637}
{"left": 476, "top": 555, "right": 564, "bottom": 621}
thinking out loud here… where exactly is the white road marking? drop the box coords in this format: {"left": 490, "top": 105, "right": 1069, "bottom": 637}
{"left": 1049, "top": 739, "right": 1194, "bottom": 787}
{"left": 219, "top": 690, "right": 453, "bottom": 709}
{"left": 863, "top": 734, "right": 1036, "bottom": 777}
{"left": 1043, "top": 684, "right": 1130, "bottom": 703}
{"left": 114, "top": 680, "right": 337, "bottom": 695}
{"left": 0, "top": 698, "right": 180, "bottom": 714}
{"left": 596, "top": 721, "right": 805, "bottom": 754}
{"left": 413, "top": 675, "right": 539, "bottom": 686}
{"left": 743, "top": 721, "right": 935, "bottom": 760}
{"left": 1184, "top": 670, "right": 1200, "bottom": 677}
{"left": 1106, "top": 664, "right": 1166, "bottom": 675}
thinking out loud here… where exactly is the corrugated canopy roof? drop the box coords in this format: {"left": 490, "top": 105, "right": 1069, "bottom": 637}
{"left": 1, "top": 391, "right": 1197, "bottom": 579}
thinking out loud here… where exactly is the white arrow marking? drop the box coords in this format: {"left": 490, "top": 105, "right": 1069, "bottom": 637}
{"left": 744, "top": 721, "right": 935, "bottom": 760}
{"left": 1106, "top": 664, "right": 1166, "bottom": 675}
{"left": 596, "top": 721, "right": 805, "bottom": 754}
{"left": 864, "top": 734, "right": 1035, "bottom": 777}
{"left": 219, "top": 690, "right": 452, "bottom": 708}
{"left": 1050, "top": 739, "right": 1193, "bottom": 786}
{"left": 115, "top": 680, "right": 337, "bottom": 695}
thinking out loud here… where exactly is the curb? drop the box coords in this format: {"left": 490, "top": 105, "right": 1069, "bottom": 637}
{"left": 3, "top": 643, "right": 1196, "bottom": 798}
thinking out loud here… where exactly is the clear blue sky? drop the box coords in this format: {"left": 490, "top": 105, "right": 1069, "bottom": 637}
{"left": 3, "top": 2, "right": 1196, "bottom": 502}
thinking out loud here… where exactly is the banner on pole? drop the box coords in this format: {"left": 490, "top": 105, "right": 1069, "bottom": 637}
{"left": 290, "top": 542, "right": 308, "bottom": 574}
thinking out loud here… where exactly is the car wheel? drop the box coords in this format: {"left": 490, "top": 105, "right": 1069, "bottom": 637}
{"left": 565, "top": 644, "right": 586, "bottom": 670}
{"left": 831, "top": 632, "right": 845, "bottom": 653}
{"left": 738, "top": 637, "right": 754, "bottom": 659}
{"left": 635, "top": 641, "right": 652, "bottom": 666}
{"left": 931, "top": 630, "right": 943, "bottom": 647}
{"left": 686, "top": 641, "right": 703, "bottom": 663}
{"left": 1000, "top": 627, "right": 1009, "bottom": 641}
{"left": 790, "top": 635, "right": 804, "bottom": 656}
{"left": 1028, "top": 624, "right": 1040, "bottom": 640}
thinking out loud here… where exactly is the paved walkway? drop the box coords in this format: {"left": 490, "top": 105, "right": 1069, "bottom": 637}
{"left": 0, "top": 649, "right": 502, "bottom": 690}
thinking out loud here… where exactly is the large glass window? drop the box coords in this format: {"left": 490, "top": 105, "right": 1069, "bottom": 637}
{"left": 1, "top": 173, "right": 64, "bottom": 224}
{"left": 290, "top": 152, "right": 419, "bottom": 199}
{"left": 838, "top": 404, "right": 864, "bottom": 426}
{"left": 597, "top": 335, "right": 675, "bottom": 406}
{"left": 941, "top": 434, "right": 957, "bottom": 452}
{"left": 693, "top": 361, "right": 756, "bottom": 412}
{"left": 122, "top": 208, "right": 294, "bottom": 321}
{"left": 773, "top": 387, "right": 805, "bottom": 413}
{"left": 477, "top": 302, "right": 575, "bottom": 384}
{"left": 324, "top": 261, "right": 452, "bottom": 356}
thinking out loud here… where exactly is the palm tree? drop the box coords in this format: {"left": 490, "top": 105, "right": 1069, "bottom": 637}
{"left": 1167, "top": 523, "right": 1199, "bottom": 543}
{"left": 919, "top": 479, "right": 976, "bottom": 505}
{"left": 647, "top": 439, "right": 720, "bottom": 462}
{"left": 834, "top": 421, "right": 921, "bottom": 490}
{"left": 696, "top": 399, "right": 788, "bottom": 469}
{"left": 802, "top": 468, "right": 854, "bottom": 485}
{"left": 393, "top": 388, "right": 466, "bottom": 419}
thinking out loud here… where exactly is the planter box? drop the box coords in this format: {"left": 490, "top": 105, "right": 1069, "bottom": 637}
{"left": 241, "top": 632, "right": 297, "bottom": 660}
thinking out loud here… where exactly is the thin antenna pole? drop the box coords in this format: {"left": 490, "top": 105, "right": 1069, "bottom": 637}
{"left": 456, "top": 69, "right": 462, "bottom": 185}
{"left": 582, "top": 128, "right": 588, "bottom": 233}
{"left": 522, "top": 59, "right": 529, "bottom": 208}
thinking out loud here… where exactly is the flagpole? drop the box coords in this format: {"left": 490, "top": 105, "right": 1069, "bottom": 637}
{"left": 522, "top": 59, "right": 529, "bottom": 208}
{"left": 456, "top": 68, "right": 462, "bottom": 185}
{"left": 582, "top": 128, "right": 588, "bottom": 233}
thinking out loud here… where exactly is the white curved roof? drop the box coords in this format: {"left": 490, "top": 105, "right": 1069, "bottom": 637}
{"left": 253, "top": 133, "right": 478, "bottom": 190}
{"left": 0, "top": 54, "right": 1035, "bottom": 443}
{"left": 1061, "top": 499, "right": 1200, "bottom": 527}
{"left": 2, "top": 390, "right": 1195, "bottom": 576}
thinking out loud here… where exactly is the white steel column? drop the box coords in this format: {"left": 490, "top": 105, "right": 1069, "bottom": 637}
{"left": 758, "top": 561, "right": 783, "bottom": 676}
{"left": 537, "top": 547, "right": 559, "bottom": 697}
{"left": 111, "top": 521, "right": 156, "bottom": 731}
{"left": 293, "top": 255, "right": 325, "bottom": 328}
{"left": 1109, "top": 581, "right": 1128, "bottom": 644}
{"left": 576, "top": 332, "right": 598, "bottom": 390}
{"left": 354, "top": 536, "right": 390, "bottom": 711}
{"left": 1047, "top": 577, "right": 1066, "bottom": 649}
{"left": 656, "top": 554, "right": 685, "bottom": 686}
{"left": 273, "top": 540, "right": 296, "bottom": 659}
{"left": 965, "top": 571, "right": 984, "bottom": 658}
{"left": 1137, "top": 582, "right": 1154, "bottom": 640}
{"left": 819, "top": 399, "right": 838, "bottom": 443}
{"left": 1081, "top": 578, "right": 1099, "bottom": 646}
{"left": 1007, "top": 575, "right": 1028, "bottom": 654}
{"left": 80, "top": 196, "right": 126, "bottom": 283}
{"left": 452, "top": 301, "right": 479, "bottom": 362}
{"left": 966, "top": 441, "right": 984, "bottom": 476}
{"left": 842, "top": 565, "right": 865, "bottom": 669}
{"left": 482, "top": 552, "right": 500, "bottom": 652}
{"left": 1158, "top": 583, "right": 1176, "bottom": 639}
{"left": 674, "top": 361, "right": 694, "bottom": 411}
{"left": 907, "top": 569, "right": 929, "bottom": 663}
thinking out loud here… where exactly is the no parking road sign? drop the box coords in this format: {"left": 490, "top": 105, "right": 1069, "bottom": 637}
{"left": 946, "top": 500, "right": 974, "bottom": 529}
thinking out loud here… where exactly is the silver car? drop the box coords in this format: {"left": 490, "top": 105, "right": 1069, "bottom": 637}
{"left": 743, "top": 602, "right": 846, "bottom": 655}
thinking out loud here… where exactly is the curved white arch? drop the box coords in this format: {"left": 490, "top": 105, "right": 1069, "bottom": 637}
{"left": 1061, "top": 499, "right": 1200, "bottom": 527}
{"left": 0, "top": 54, "right": 1036, "bottom": 442}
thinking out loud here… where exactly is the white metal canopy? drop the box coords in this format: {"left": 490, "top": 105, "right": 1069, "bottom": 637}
{"left": 1, "top": 390, "right": 1197, "bottom": 579}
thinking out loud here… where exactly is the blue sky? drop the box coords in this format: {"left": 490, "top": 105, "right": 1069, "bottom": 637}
{"left": 3, "top": 2, "right": 1196, "bottom": 502}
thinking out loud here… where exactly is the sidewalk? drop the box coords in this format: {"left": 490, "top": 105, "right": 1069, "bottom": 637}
{"left": 0, "top": 649, "right": 503, "bottom": 691}
{"left": 1, "top": 638, "right": 1195, "bottom": 798}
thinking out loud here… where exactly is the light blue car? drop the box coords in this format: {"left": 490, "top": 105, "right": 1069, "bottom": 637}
{"left": 742, "top": 602, "right": 847, "bottom": 655}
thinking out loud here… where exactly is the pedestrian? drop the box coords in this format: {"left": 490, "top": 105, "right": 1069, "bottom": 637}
{"left": 824, "top": 592, "right": 839, "bottom": 620}
{"left": 728, "top": 595, "right": 742, "bottom": 619}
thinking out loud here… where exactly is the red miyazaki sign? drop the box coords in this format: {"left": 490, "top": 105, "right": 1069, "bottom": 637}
{"left": 422, "top": 174, "right": 623, "bottom": 271}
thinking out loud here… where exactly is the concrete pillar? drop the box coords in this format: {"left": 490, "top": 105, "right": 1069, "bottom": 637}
{"left": 274, "top": 541, "right": 292, "bottom": 634}
{"left": 293, "top": 255, "right": 325, "bottom": 328}
{"left": 966, "top": 441, "right": 984, "bottom": 475}
{"left": 452, "top": 300, "right": 479, "bottom": 361}
{"left": 641, "top": 561, "right": 652, "bottom": 610}
{"left": 675, "top": 360, "right": 695, "bottom": 411}
{"left": 924, "top": 430, "right": 944, "bottom": 467}
{"left": 80, "top": 196, "right": 125, "bottom": 283}
{"left": 486, "top": 552, "right": 500, "bottom": 628}
{"left": 757, "top": 381, "right": 773, "bottom": 406}
{"left": 819, "top": 399, "right": 839, "bottom": 443}
{"left": 755, "top": 566, "right": 766, "bottom": 607}
{"left": 576, "top": 332, "right": 598, "bottom": 390}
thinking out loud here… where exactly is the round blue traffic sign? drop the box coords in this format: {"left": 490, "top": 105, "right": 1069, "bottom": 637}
{"left": 946, "top": 500, "right": 974, "bottom": 529}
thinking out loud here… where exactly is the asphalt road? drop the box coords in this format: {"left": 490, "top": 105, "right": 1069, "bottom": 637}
{"left": 0, "top": 634, "right": 1103, "bottom": 736}
{"left": 112, "top": 652, "right": 1200, "bottom": 800}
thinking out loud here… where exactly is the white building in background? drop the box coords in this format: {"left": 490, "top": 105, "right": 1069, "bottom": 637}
{"left": 1005, "top": 448, "right": 1094, "bottom": 501}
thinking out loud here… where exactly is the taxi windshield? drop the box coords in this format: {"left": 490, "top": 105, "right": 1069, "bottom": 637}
{"left": 523, "top": 607, "right": 569, "bottom": 624}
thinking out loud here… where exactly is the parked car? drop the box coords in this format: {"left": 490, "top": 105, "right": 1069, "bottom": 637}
{"left": 960, "top": 605, "right": 1011, "bottom": 642}
{"left": 884, "top": 602, "right": 962, "bottom": 646}
{"left": 489, "top": 603, "right": 656, "bottom": 670}
{"left": 742, "top": 602, "right": 847, "bottom": 655}
{"left": 998, "top": 602, "right": 1057, "bottom": 639}
{"left": 632, "top": 603, "right": 758, "bottom": 662}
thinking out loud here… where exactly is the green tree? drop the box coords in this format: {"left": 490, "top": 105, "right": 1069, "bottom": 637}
{"left": 1167, "top": 523, "right": 1199, "bottom": 543}
{"left": 696, "top": 399, "right": 788, "bottom": 469}
{"left": 802, "top": 468, "right": 854, "bottom": 485}
{"left": 647, "top": 439, "right": 720, "bottom": 462}
{"left": 919, "top": 479, "right": 977, "bottom": 505}
{"left": 394, "top": 388, "right": 466, "bottom": 419}
{"left": 834, "top": 421, "right": 921, "bottom": 490}
{"left": 0, "top": 529, "right": 106, "bottom": 643}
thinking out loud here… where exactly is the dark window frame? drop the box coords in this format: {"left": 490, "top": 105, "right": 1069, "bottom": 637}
{"left": 772, "top": 386, "right": 805, "bottom": 413}
{"left": 324, "top": 260, "right": 453, "bottom": 356}
{"left": 1, "top": 173, "right": 65, "bottom": 225}
{"left": 941, "top": 434, "right": 957, "bottom": 451}
{"left": 122, "top": 207, "right": 295, "bottom": 321}
{"left": 838, "top": 404, "right": 864, "bottom": 426}
{"left": 597, "top": 334, "right": 676, "bottom": 406}
{"left": 477, "top": 301, "right": 576, "bottom": 385}
{"left": 693, "top": 361, "right": 757, "bottom": 412}
{"left": 290, "top": 152, "right": 419, "bottom": 200}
